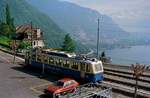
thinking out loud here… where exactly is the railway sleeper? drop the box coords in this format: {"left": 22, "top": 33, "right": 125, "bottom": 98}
{"left": 104, "top": 68, "right": 150, "bottom": 78}
{"left": 102, "top": 81, "right": 150, "bottom": 98}
{"left": 104, "top": 71, "right": 150, "bottom": 83}
{"left": 104, "top": 77, "right": 150, "bottom": 92}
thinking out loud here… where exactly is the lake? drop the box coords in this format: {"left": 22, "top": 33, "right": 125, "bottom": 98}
{"left": 105, "top": 45, "right": 150, "bottom": 65}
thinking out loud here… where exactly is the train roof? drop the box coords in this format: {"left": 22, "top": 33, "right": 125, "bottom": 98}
{"left": 39, "top": 49, "right": 102, "bottom": 64}
{"left": 42, "top": 49, "right": 76, "bottom": 58}
{"left": 85, "top": 58, "right": 102, "bottom": 64}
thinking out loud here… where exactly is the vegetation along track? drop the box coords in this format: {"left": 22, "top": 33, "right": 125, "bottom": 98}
{"left": 103, "top": 67, "right": 150, "bottom": 98}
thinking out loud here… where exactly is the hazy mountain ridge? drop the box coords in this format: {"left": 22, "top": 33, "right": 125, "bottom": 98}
{"left": 26, "top": 0, "right": 130, "bottom": 48}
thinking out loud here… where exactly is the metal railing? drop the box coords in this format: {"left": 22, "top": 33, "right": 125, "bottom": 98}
{"left": 59, "top": 82, "right": 112, "bottom": 98}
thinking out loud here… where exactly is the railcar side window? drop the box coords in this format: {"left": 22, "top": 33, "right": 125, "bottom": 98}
{"left": 86, "top": 64, "right": 91, "bottom": 72}
{"left": 59, "top": 59, "right": 62, "bottom": 66}
{"left": 37, "top": 56, "right": 42, "bottom": 62}
{"left": 32, "top": 56, "right": 35, "bottom": 60}
{"left": 55, "top": 58, "right": 60, "bottom": 66}
{"left": 40, "top": 55, "right": 44, "bottom": 62}
{"left": 71, "top": 62, "right": 79, "bottom": 70}
{"left": 80, "top": 62, "right": 86, "bottom": 71}
{"left": 63, "top": 60, "right": 70, "bottom": 68}
{"left": 44, "top": 56, "right": 48, "bottom": 64}
{"left": 49, "top": 57, "right": 54, "bottom": 65}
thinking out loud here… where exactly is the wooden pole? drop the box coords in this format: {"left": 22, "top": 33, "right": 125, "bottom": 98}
{"left": 134, "top": 77, "right": 138, "bottom": 98}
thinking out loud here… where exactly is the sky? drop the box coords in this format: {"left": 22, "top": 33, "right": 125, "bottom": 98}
{"left": 61, "top": 0, "right": 150, "bottom": 33}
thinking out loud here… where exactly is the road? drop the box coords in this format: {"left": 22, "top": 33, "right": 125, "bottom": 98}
{"left": 0, "top": 51, "right": 57, "bottom": 98}
{"left": 0, "top": 50, "right": 24, "bottom": 64}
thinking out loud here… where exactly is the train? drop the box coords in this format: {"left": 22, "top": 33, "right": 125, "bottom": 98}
{"left": 24, "top": 48, "right": 104, "bottom": 82}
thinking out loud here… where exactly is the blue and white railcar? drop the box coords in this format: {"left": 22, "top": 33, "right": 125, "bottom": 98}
{"left": 25, "top": 49, "right": 104, "bottom": 82}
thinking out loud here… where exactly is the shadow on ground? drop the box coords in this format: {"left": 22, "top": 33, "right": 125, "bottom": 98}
{"left": 11, "top": 65, "right": 86, "bottom": 98}
{"left": 11, "top": 65, "right": 61, "bottom": 82}
{"left": 39, "top": 94, "right": 51, "bottom": 98}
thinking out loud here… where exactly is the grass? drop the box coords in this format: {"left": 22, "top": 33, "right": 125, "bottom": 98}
{"left": 0, "top": 36, "right": 11, "bottom": 49}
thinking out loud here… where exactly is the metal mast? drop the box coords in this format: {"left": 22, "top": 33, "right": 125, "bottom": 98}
{"left": 31, "top": 22, "right": 33, "bottom": 48}
{"left": 97, "top": 18, "right": 100, "bottom": 59}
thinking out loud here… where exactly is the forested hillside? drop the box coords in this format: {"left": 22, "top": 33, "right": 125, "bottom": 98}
{"left": 0, "top": 0, "right": 89, "bottom": 52}
{"left": 0, "top": 0, "right": 66, "bottom": 48}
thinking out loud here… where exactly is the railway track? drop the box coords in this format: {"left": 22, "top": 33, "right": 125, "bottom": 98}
{"left": 104, "top": 67, "right": 150, "bottom": 78}
{"left": 102, "top": 81, "right": 150, "bottom": 98}
{"left": 103, "top": 67, "right": 150, "bottom": 98}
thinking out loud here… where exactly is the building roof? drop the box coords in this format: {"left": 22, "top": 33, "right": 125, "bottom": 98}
{"left": 16, "top": 24, "right": 40, "bottom": 34}
{"left": 16, "top": 24, "right": 43, "bottom": 40}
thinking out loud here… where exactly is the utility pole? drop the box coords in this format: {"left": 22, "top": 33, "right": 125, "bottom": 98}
{"left": 97, "top": 18, "right": 100, "bottom": 59}
{"left": 30, "top": 22, "right": 33, "bottom": 62}
{"left": 12, "top": 40, "right": 16, "bottom": 64}
{"left": 131, "top": 63, "right": 150, "bottom": 98}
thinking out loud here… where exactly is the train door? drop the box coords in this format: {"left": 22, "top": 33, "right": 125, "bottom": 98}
{"left": 80, "top": 62, "right": 85, "bottom": 78}
{"left": 25, "top": 52, "right": 30, "bottom": 65}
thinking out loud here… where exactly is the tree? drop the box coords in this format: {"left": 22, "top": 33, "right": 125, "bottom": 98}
{"left": 131, "top": 63, "right": 150, "bottom": 98}
{"left": 62, "top": 34, "right": 75, "bottom": 52}
{"left": 18, "top": 41, "right": 30, "bottom": 50}
{"left": 5, "top": 4, "right": 15, "bottom": 34}
{"left": 6, "top": 4, "right": 11, "bottom": 26}
{"left": 0, "top": 22, "right": 11, "bottom": 36}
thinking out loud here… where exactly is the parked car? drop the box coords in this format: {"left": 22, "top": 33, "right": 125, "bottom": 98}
{"left": 44, "top": 78, "right": 79, "bottom": 97}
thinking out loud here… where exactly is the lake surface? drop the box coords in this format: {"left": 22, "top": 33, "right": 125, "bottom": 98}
{"left": 105, "top": 45, "right": 150, "bottom": 65}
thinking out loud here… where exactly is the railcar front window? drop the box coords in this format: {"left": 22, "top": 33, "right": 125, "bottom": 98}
{"left": 95, "top": 64, "right": 102, "bottom": 72}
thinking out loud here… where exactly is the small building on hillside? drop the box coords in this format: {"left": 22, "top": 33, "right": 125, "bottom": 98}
{"left": 16, "top": 24, "right": 45, "bottom": 48}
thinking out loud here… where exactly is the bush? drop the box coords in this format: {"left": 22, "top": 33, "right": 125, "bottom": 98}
{"left": 17, "top": 41, "right": 30, "bottom": 50}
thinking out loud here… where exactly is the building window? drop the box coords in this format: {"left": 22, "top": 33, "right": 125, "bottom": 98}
{"left": 34, "top": 41, "right": 36, "bottom": 46}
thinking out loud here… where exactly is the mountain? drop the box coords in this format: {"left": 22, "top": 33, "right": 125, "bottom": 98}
{"left": 26, "top": 0, "right": 130, "bottom": 48}
{"left": 0, "top": 0, "right": 66, "bottom": 48}
{"left": 0, "top": 0, "right": 89, "bottom": 52}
